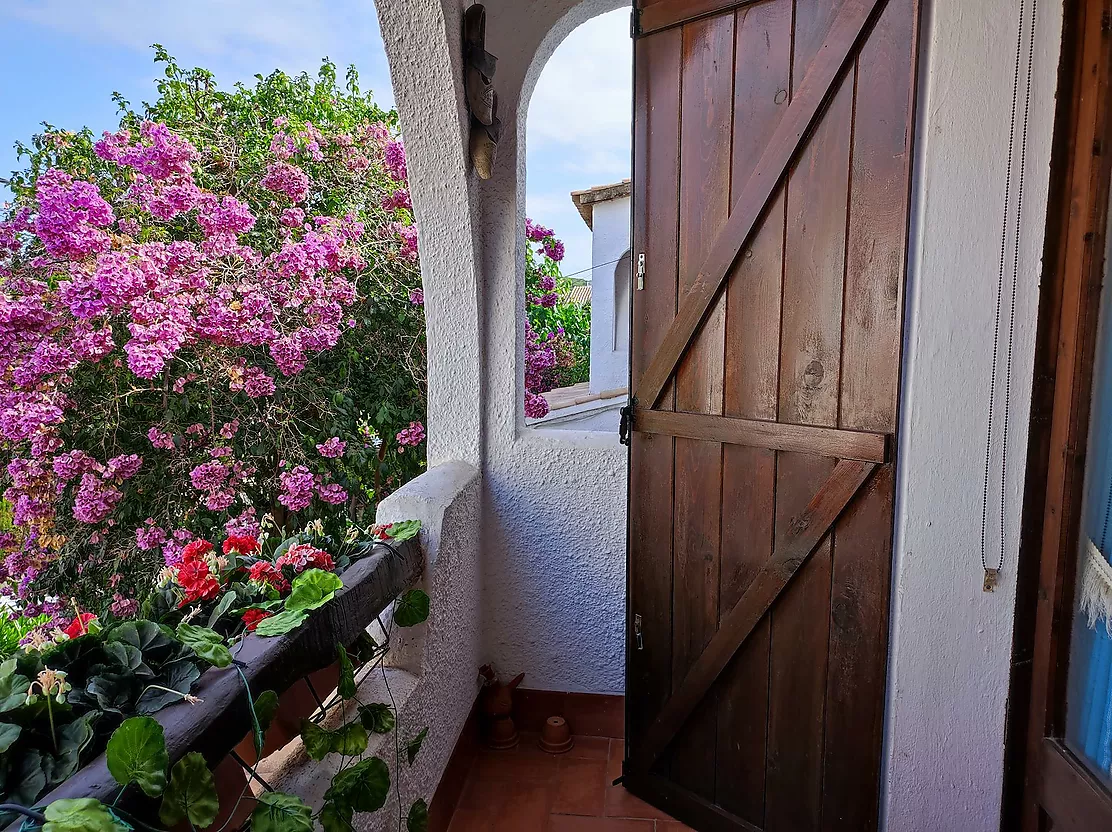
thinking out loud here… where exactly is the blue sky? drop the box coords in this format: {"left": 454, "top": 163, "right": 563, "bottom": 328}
{"left": 0, "top": 2, "right": 630, "bottom": 279}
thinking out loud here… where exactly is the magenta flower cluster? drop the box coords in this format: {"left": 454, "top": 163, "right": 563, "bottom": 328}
{"left": 395, "top": 421, "right": 425, "bottom": 448}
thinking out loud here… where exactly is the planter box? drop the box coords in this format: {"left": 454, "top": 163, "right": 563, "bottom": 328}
{"left": 17, "top": 538, "right": 422, "bottom": 824}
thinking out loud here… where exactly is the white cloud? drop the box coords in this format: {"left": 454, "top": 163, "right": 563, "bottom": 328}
{"left": 1, "top": 0, "right": 395, "bottom": 106}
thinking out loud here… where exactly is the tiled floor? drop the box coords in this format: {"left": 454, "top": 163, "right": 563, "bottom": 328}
{"left": 447, "top": 732, "right": 694, "bottom": 831}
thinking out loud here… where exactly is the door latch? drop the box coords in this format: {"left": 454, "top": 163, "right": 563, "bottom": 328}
{"left": 636, "top": 253, "right": 646, "bottom": 290}
{"left": 633, "top": 614, "right": 644, "bottom": 651}
{"left": 619, "top": 404, "right": 633, "bottom": 446}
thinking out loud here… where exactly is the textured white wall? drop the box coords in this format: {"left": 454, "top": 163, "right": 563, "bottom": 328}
{"left": 883, "top": 1, "right": 1063, "bottom": 829}
{"left": 588, "top": 195, "right": 631, "bottom": 394}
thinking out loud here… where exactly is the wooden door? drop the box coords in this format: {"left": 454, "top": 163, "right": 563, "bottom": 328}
{"left": 625, "top": 1, "right": 920, "bottom": 829}
{"left": 1009, "top": 0, "right": 1112, "bottom": 828}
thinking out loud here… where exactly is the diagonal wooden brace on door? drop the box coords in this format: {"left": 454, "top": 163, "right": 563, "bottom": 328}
{"left": 630, "top": 458, "right": 879, "bottom": 771}
{"left": 634, "top": 0, "right": 889, "bottom": 409}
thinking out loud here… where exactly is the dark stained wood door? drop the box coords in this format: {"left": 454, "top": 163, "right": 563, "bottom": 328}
{"left": 625, "top": 1, "right": 920, "bottom": 829}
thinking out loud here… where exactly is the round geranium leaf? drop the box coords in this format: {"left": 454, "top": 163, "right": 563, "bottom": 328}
{"left": 43, "top": 798, "right": 125, "bottom": 832}
{"left": 359, "top": 702, "right": 396, "bottom": 734}
{"left": 253, "top": 609, "right": 308, "bottom": 638}
{"left": 250, "top": 791, "right": 313, "bottom": 832}
{"left": 324, "top": 756, "right": 390, "bottom": 813}
{"left": 393, "top": 590, "right": 429, "bottom": 628}
{"left": 176, "top": 622, "right": 233, "bottom": 668}
{"left": 106, "top": 716, "right": 169, "bottom": 797}
{"left": 407, "top": 798, "right": 429, "bottom": 832}
{"left": 285, "top": 570, "right": 343, "bottom": 614}
{"left": 159, "top": 752, "right": 219, "bottom": 828}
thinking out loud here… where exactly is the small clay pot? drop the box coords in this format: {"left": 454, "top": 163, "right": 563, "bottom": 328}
{"left": 486, "top": 715, "right": 520, "bottom": 750}
{"left": 538, "top": 716, "right": 574, "bottom": 754}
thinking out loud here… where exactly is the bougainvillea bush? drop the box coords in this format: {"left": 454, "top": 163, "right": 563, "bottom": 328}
{"left": 0, "top": 50, "right": 426, "bottom": 619}
{"left": 523, "top": 219, "right": 590, "bottom": 418}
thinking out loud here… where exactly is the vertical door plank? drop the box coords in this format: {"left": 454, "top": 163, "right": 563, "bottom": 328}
{"left": 839, "top": 0, "right": 917, "bottom": 434}
{"left": 717, "top": 1, "right": 792, "bottom": 822}
{"left": 822, "top": 3, "right": 916, "bottom": 829}
{"left": 628, "top": 27, "right": 682, "bottom": 765}
{"left": 768, "top": 0, "right": 852, "bottom": 828}
{"left": 671, "top": 10, "right": 735, "bottom": 800}
{"left": 766, "top": 452, "right": 836, "bottom": 831}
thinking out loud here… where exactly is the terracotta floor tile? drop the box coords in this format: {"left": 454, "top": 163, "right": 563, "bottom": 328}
{"left": 564, "top": 735, "right": 611, "bottom": 760}
{"left": 565, "top": 694, "right": 624, "bottom": 739}
{"left": 476, "top": 748, "right": 562, "bottom": 782}
{"left": 457, "top": 772, "right": 510, "bottom": 813}
{"left": 656, "top": 822, "right": 698, "bottom": 831}
{"left": 605, "top": 740, "right": 623, "bottom": 782}
{"left": 492, "top": 780, "right": 553, "bottom": 829}
{"left": 447, "top": 806, "right": 493, "bottom": 832}
{"left": 552, "top": 758, "right": 608, "bottom": 816}
{"left": 602, "top": 783, "right": 673, "bottom": 821}
{"left": 547, "top": 816, "right": 655, "bottom": 831}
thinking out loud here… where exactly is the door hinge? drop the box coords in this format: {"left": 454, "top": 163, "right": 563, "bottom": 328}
{"left": 619, "top": 403, "right": 633, "bottom": 446}
{"left": 630, "top": 7, "right": 642, "bottom": 39}
{"left": 633, "top": 614, "right": 644, "bottom": 651}
{"left": 636, "top": 253, "right": 645, "bottom": 290}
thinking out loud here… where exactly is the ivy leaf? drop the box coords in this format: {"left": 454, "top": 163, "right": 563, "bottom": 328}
{"left": 299, "top": 719, "right": 368, "bottom": 760}
{"left": 253, "top": 609, "right": 308, "bottom": 638}
{"left": 405, "top": 727, "right": 429, "bottom": 766}
{"left": 393, "top": 590, "right": 430, "bottom": 628}
{"left": 105, "top": 716, "right": 169, "bottom": 797}
{"left": 299, "top": 719, "right": 332, "bottom": 761}
{"left": 359, "top": 703, "right": 396, "bottom": 734}
{"left": 250, "top": 791, "right": 313, "bottom": 832}
{"left": 386, "top": 519, "right": 421, "bottom": 542}
{"left": 42, "top": 799, "right": 125, "bottom": 832}
{"left": 324, "top": 756, "right": 390, "bottom": 813}
{"left": 407, "top": 799, "right": 429, "bottom": 832}
{"left": 207, "top": 591, "right": 239, "bottom": 629}
{"left": 285, "top": 569, "right": 343, "bottom": 614}
{"left": 0, "top": 721, "right": 20, "bottom": 753}
{"left": 337, "top": 643, "right": 355, "bottom": 699}
{"left": 159, "top": 752, "right": 220, "bottom": 828}
{"left": 176, "top": 622, "right": 233, "bottom": 668}
{"left": 253, "top": 690, "right": 280, "bottom": 754}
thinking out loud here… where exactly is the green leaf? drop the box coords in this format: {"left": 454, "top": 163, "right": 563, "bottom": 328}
{"left": 176, "top": 622, "right": 233, "bottom": 668}
{"left": 253, "top": 690, "right": 280, "bottom": 753}
{"left": 13, "top": 748, "right": 49, "bottom": 805}
{"left": 160, "top": 752, "right": 220, "bottom": 827}
{"left": 137, "top": 660, "right": 201, "bottom": 714}
{"left": 387, "top": 519, "right": 422, "bottom": 542}
{"left": 51, "top": 712, "right": 99, "bottom": 785}
{"left": 105, "top": 716, "right": 169, "bottom": 797}
{"left": 337, "top": 643, "right": 355, "bottom": 699}
{"left": 285, "top": 569, "right": 343, "bottom": 614}
{"left": 0, "top": 721, "right": 20, "bottom": 752}
{"left": 42, "top": 799, "right": 125, "bottom": 832}
{"left": 250, "top": 791, "right": 313, "bottom": 832}
{"left": 324, "top": 756, "right": 390, "bottom": 813}
{"left": 253, "top": 609, "right": 308, "bottom": 637}
{"left": 101, "top": 641, "right": 148, "bottom": 676}
{"left": 393, "top": 590, "right": 430, "bottom": 628}
{"left": 0, "top": 659, "right": 30, "bottom": 713}
{"left": 319, "top": 800, "right": 353, "bottom": 832}
{"left": 358, "top": 703, "right": 396, "bottom": 734}
{"left": 299, "top": 719, "right": 368, "bottom": 760}
{"left": 405, "top": 727, "right": 429, "bottom": 766}
{"left": 407, "top": 799, "right": 429, "bottom": 832}
{"left": 207, "top": 591, "right": 239, "bottom": 628}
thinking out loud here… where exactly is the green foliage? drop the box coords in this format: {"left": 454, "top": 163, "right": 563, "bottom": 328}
{"left": 525, "top": 233, "right": 591, "bottom": 389}
{"left": 337, "top": 643, "right": 356, "bottom": 699}
{"left": 300, "top": 718, "right": 368, "bottom": 760}
{"left": 385, "top": 519, "right": 422, "bottom": 542}
{"left": 105, "top": 716, "right": 168, "bottom": 797}
{"left": 0, "top": 615, "right": 50, "bottom": 659}
{"left": 324, "top": 755, "right": 390, "bottom": 814}
{"left": 284, "top": 570, "right": 343, "bottom": 613}
{"left": 253, "top": 689, "right": 280, "bottom": 752}
{"left": 175, "top": 622, "right": 233, "bottom": 668}
{"left": 359, "top": 702, "right": 396, "bottom": 734}
{"left": 251, "top": 791, "right": 314, "bottom": 832}
{"left": 159, "top": 751, "right": 220, "bottom": 827}
{"left": 253, "top": 609, "right": 308, "bottom": 637}
{"left": 393, "top": 589, "right": 430, "bottom": 628}
{"left": 42, "top": 799, "right": 125, "bottom": 832}
{"left": 405, "top": 727, "right": 428, "bottom": 766}
{"left": 407, "top": 798, "right": 430, "bottom": 832}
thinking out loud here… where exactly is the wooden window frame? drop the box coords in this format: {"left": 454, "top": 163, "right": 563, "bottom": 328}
{"left": 1006, "top": 0, "right": 1112, "bottom": 828}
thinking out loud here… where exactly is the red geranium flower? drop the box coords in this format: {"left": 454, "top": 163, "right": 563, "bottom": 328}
{"left": 275, "top": 543, "right": 334, "bottom": 574}
{"left": 177, "top": 556, "right": 220, "bottom": 605}
{"left": 63, "top": 612, "right": 97, "bottom": 639}
{"left": 242, "top": 608, "right": 273, "bottom": 631}
{"left": 247, "top": 561, "right": 290, "bottom": 593}
{"left": 223, "top": 535, "right": 259, "bottom": 555}
{"left": 180, "top": 539, "right": 213, "bottom": 562}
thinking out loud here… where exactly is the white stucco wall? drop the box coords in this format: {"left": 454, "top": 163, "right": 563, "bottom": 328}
{"left": 883, "top": 1, "right": 1063, "bottom": 829}
{"left": 588, "top": 195, "right": 631, "bottom": 394}
{"left": 374, "top": 0, "right": 1067, "bottom": 825}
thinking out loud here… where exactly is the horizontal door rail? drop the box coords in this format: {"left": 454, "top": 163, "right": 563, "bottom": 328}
{"left": 638, "top": 0, "right": 765, "bottom": 36}
{"left": 635, "top": 408, "right": 890, "bottom": 462}
{"left": 1038, "top": 738, "right": 1112, "bottom": 830}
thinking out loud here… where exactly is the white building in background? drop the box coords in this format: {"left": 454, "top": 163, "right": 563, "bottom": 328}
{"left": 529, "top": 180, "right": 631, "bottom": 432}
